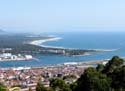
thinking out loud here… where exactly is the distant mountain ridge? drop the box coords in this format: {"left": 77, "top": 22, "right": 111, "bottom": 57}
{"left": 0, "top": 29, "right": 8, "bottom": 35}
{"left": 0, "top": 29, "right": 4, "bottom": 32}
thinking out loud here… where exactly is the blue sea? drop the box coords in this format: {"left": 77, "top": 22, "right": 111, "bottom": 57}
{"left": 0, "top": 32, "right": 125, "bottom": 68}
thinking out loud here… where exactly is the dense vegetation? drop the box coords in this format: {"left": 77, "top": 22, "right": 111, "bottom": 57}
{"left": 0, "top": 33, "right": 100, "bottom": 56}
{"left": 0, "top": 84, "right": 6, "bottom": 91}
{"left": 36, "top": 56, "right": 125, "bottom": 91}
{"left": 0, "top": 34, "right": 53, "bottom": 54}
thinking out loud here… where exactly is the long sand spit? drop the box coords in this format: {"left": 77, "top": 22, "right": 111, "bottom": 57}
{"left": 29, "top": 37, "right": 120, "bottom": 52}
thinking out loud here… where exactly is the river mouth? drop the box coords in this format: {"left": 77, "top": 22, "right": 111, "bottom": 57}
{"left": 28, "top": 36, "right": 119, "bottom": 57}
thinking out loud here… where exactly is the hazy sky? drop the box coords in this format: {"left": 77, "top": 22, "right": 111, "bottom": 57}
{"left": 0, "top": 0, "right": 125, "bottom": 32}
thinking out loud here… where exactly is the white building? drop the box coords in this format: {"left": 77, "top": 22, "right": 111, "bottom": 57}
{"left": 25, "top": 55, "right": 33, "bottom": 60}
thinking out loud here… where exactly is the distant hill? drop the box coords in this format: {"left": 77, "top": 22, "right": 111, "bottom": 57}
{"left": 0, "top": 29, "right": 4, "bottom": 32}
{"left": 0, "top": 29, "right": 8, "bottom": 35}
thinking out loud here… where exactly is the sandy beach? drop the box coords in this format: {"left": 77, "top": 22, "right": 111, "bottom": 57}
{"left": 29, "top": 37, "right": 63, "bottom": 48}
{"left": 29, "top": 37, "right": 119, "bottom": 52}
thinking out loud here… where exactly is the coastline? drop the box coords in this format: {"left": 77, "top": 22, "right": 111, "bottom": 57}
{"left": 28, "top": 37, "right": 120, "bottom": 56}
{"left": 0, "top": 33, "right": 124, "bottom": 68}
{"left": 29, "top": 37, "right": 119, "bottom": 53}
{"left": 29, "top": 37, "right": 63, "bottom": 48}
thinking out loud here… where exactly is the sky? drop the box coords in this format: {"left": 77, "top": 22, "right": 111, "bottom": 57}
{"left": 0, "top": 0, "right": 125, "bottom": 33}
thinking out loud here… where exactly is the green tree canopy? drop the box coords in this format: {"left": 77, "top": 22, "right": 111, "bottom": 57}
{"left": 0, "top": 85, "right": 6, "bottom": 91}
{"left": 50, "top": 78, "right": 71, "bottom": 91}
{"left": 102, "top": 56, "right": 124, "bottom": 75}
{"left": 96, "top": 64, "right": 104, "bottom": 72}
{"left": 111, "top": 66, "right": 125, "bottom": 90}
{"left": 76, "top": 67, "right": 111, "bottom": 91}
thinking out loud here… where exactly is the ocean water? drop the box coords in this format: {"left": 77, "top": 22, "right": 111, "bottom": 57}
{"left": 0, "top": 32, "right": 125, "bottom": 68}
